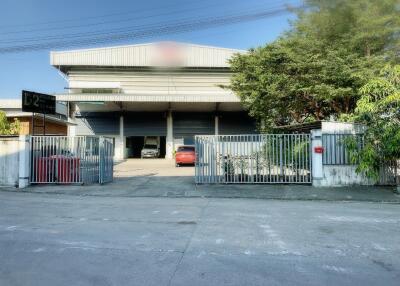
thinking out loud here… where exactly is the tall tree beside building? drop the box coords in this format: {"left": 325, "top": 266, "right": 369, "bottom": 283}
{"left": 228, "top": 0, "right": 399, "bottom": 130}
{"left": 347, "top": 65, "right": 400, "bottom": 181}
{"left": 0, "top": 111, "right": 20, "bottom": 135}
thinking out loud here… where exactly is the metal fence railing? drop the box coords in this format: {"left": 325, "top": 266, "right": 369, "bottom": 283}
{"left": 30, "top": 136, "right": 114, "bottom": 184}
{"left": 195, "top": 134, "right": 311, "bottom": 184}
{"left": 322, "top": 134, "right": 364, "bottom": 165}
{"left": 378, "top": 160, "right": 399, "bottom": 186}
{"left": 322, "top": 133, "right": 399, "bottom": 186}
{"left": 99, "top": 137, "right": 114, "bottom": 184}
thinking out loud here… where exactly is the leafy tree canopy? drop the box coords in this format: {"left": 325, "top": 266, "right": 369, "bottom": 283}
{"left": 0, "top": 110, "right": 20, "bottom": 135}
{"left": 346, "top": 65, "right": 400, "bottom": 179}
{"left": 228, "top": 0, "right": 399, "bottom": 130}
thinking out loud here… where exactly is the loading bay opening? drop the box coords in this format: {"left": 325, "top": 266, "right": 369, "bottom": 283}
{"left": 126, "top": 136, "right": 166, "bottom": 159}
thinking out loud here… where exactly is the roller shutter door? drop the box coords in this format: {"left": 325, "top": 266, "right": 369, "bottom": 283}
{"left": 219, "top": 112, "right": 257, "bottom": 135}
{"left": 75, "top": 113, "right": 119, "bottom": 135}
{"left": 124, "top": 112, "right": 167, "bottom": 136}
{"left": 173, "top": 112, "right": 214, "bottom": 138}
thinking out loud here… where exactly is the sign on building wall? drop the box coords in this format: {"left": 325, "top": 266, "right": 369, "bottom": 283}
{"left": 22, "top": 90, "right": 56, "bottom": 115}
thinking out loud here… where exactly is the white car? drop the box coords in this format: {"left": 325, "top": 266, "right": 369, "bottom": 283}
{"left": 141, "top": 143, "right": 160, "bottom": 158}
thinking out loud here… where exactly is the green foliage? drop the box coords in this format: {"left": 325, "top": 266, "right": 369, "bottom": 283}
{"left": 348, "top": 65, "right": 400, "bottom": 180}
{"left": 228, "top": 0, "right": 399, "bottom": 130}
{"left": 0, "top": 110, "right": 20, "bottom": 135}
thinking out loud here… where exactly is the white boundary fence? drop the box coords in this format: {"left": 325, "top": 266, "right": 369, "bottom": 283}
{"left": 195, "top": 134, "right": 311, "bottom": 184}
{"left": 321, "top": 133, "right": 398, "bottom": 186}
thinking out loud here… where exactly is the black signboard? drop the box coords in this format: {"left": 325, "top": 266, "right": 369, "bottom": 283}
{"left": 22, "top": 90, "right": 56, "bottom": 115}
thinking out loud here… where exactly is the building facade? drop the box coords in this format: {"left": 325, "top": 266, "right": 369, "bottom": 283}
{"left": 51, "top": 42, "right": 257, "bottom": 160}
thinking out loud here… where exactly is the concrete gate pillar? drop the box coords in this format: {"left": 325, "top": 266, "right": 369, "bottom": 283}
{"left": 18, "top": 135, "right": 30, "bottom": 188}
{"left": 166, "top": 110, "right": 174, "bottom": 159}
{"left": 311, "top": 129, "right": 323, "bottom": 187}
{"left": 67, "top": 102, "right": 77, "bottom": 137}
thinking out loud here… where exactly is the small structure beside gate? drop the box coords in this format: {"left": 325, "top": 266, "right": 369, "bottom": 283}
{"left": 30, "top": 136, "right": 114, "bottom": 185}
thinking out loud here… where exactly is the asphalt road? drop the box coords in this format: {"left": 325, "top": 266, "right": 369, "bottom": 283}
{"left": 0, "top": 191, "right": 399, "bottom": 286}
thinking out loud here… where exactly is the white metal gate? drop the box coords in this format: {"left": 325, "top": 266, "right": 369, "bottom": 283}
{"left": 195, "top": 134, "right": 311, "bottom": 184}
{"left": 30, "top": 136, "right": 114, "bottom": 184}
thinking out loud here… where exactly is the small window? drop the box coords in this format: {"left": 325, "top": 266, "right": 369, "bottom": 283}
{"left": 81, "top": 89, "right": 118, "bottom": 94}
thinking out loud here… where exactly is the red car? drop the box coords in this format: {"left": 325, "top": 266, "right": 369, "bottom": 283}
{"left": 175, "top": 146, "right": 196, "bottom": 167}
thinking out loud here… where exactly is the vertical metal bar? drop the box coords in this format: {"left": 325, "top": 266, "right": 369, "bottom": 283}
{"left": 303, "top": 134, "right": 306, "bottom": 182}
{"left": 194, "top": 136, "right": 197, "bottom": 183}
{"left": 296, "top": 135, "right": 299, "bottom": 183}
{"left": 279, "top": 136, "right": 283, "bottom": 182}
{"left": 44, "top": 137, "right": 50, "bottom": 183}
{"left": 31, "top": 137, "right": 34, "bottom": 183}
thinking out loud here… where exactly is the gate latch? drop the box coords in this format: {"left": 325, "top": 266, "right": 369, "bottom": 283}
{"left": 314, "top": 146, "right": 324, "bottom": 154}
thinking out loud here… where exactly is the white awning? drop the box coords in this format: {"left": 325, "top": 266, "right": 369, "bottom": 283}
{"left": 55, "top": 93, "right": 241, "bottom": 103}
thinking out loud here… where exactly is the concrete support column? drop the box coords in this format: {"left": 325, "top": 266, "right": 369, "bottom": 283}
{"left": 311, "top": 129, "right": 323, "bottom": 186}
{"left": 166, "top": 110, "right": 174, "bottom": 159}
{"left": 68, "top": 125, "right": 76, "bottom": 137}
{"left": 18, "top": 135, "right": 30, "bottom": 188}
{"left": 215, "top": 115, "right": 219, "bottom": 135}
{"left": 67, "top": 102, "right": 77, "bottom": 137}
{"left": 116, "top": 115, "right": 125, "bottom": 161}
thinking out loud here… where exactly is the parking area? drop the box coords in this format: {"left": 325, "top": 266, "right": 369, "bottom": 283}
{"left": 114, "top": 159, "right": 195, "bottom": 178}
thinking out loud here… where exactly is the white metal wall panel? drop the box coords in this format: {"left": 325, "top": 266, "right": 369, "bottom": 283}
{"left": 51, "top": 43, "right": 245, "bottom": 68}
{"left": 59, "top": 70, "right": 239, "bottom": 102}
{"left": 75, "top": 117, "right": 95, "bottom": 135}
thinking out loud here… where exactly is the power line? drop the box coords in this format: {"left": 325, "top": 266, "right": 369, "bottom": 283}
{"left": 0, "top": 3, "right": 288, "bottom": 45}
{"left": 0, "top": 0, "right": 217, "bottom": 30}
{"left": 0, "top": 1, "right": 229, "bottom": 35}
{"left": 0, "top": 6, "right": 294, "bottom": 54}
{"left": 0, "top": 0, "right": 291, "bottom": 34}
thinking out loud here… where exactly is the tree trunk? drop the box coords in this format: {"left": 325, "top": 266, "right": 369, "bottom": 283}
{"left": 365, "top": 43, "right": 371, "bottom": 57}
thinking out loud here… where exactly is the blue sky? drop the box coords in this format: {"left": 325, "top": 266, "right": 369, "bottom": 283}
{"left": 0, "top": 0, "right": 299, "bottom": 98}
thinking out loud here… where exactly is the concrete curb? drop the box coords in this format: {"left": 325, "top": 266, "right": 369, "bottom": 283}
{"left": 1, "top": 187, "right": 400, "bottom": 204}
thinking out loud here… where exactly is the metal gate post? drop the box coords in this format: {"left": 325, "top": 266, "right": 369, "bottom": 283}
{"left": 99, "top": 136, "right": 104, "bottom": 184}
{"left": 279, "top": 136, "right": 283, "bottom": 182}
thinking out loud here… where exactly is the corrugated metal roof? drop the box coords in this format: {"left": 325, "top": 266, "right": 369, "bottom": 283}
{"left": 51, "top": 42, "right": 246, "bottom": 68}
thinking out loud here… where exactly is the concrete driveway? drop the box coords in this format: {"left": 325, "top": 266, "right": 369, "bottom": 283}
{"left": 4, "top": 158, "right": 399, "bottom": 203}
{"left": 0, "top": 191, "right": 399, "bottom": 286}
{"left": 114, "top": 159, "right": 194, "bottom": 177}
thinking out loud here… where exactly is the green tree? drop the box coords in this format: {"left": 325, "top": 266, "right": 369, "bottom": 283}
{"left": 0, "top": 110, "right": 20, "bottom": 135}
{"left": 346, "top": 65, "right": 400, "bottom": 182}
{"left": 228, "top": 0, "right": 399, "bottom": 130}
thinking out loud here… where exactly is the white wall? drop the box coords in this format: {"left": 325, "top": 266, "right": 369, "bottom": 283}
{"left": 312, "top": 122, "right": 373, "bottom": 187}
{"left": 68, "top": 70, "right": 232, "bottom": 96}
{"left": 314, "top": 165, "right": 374, "bottom": 187}
{"left": 0, "top": 137, "right": 20, "bottom": 187}
{"left": 321, "top": 121, "right": 366, "bottom": 134}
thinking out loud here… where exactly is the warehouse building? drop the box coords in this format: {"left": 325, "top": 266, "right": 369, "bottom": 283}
{"left": 51, "top": 42, "right": 257, "bottom": 160}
